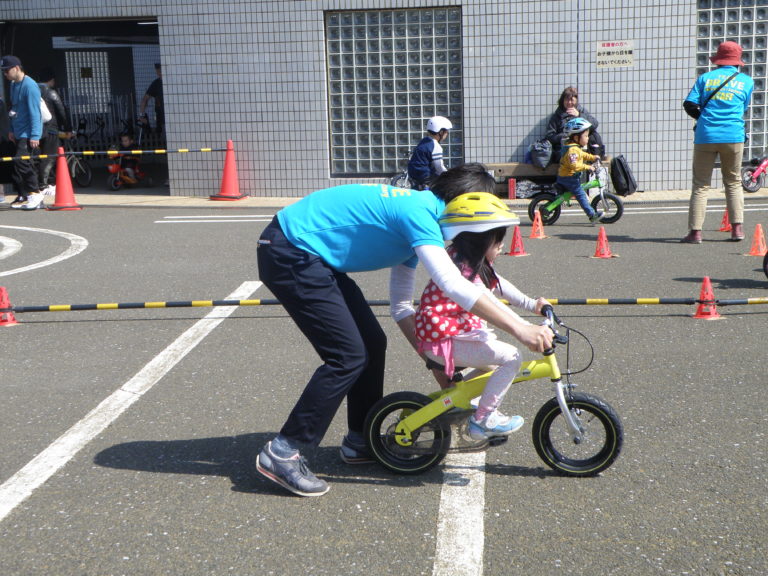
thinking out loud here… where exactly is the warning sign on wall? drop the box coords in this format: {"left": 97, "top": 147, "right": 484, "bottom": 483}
{"left": 596, "top": 40, "right": 634, "bottom": 68}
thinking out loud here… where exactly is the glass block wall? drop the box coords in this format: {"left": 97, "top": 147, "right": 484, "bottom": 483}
{"left": 6, "top": 0, "right": 755, "bottom": 197}
{"left": 326, "top": 8, "right": 464, "bottom": 177}
{"left": 696, "top": 0, "right": 768, "bottom": 159}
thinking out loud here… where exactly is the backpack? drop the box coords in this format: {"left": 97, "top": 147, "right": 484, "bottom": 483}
{"left": 529, "top": 138, "right": 553, "bottom": 169}
{"left": 38, "top": 83, "right": 53, "bottom": 124}
{"left": 610, "top": 154, "right": 638, "bottom": 196}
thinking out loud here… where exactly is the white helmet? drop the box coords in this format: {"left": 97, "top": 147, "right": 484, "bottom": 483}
{"left": 427, "top": 116, "right": 452, "bottom": 133}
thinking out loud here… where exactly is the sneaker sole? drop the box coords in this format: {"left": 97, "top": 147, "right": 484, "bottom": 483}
{"left": 256, "top": 455, "right": 330, "bottom": 497}
{"left": 339, "top": 450, "right": 375, "bottom": 465}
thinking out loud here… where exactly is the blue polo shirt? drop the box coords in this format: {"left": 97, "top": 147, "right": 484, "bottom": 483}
{"left": 686, "top": 66, "right": 753, "bottom": 144}
{"left": 277, "top": 183, "right": 446, "bottom": 272}
{"left": 9, "top": 75, "right": 42, "bottom": 140}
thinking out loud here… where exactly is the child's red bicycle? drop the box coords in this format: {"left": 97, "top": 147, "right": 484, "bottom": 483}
{"left": 106, "top": 157, "right": 153, "bottom": 190}
{"left": 740, "top": 155, "right": 768, "bottom": 193}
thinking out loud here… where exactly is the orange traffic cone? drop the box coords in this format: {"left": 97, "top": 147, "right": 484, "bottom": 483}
{"left": 210, "top": 140, "right": 246, "bottom": 201}
{"left": 0, "top": 286, "right": 18, "bottom": 327}
{"left": 529, "top": 210, "right": 547, "bottom": 239}
{"left": 693, "top": 276, "right": 721, "bottom": 320}
{"left": 47, "top": 146, "right": 82, "bottom": 211}
{"left": 746, "top": 223, "right": 768, "bottom": 256}
{"left": 718, "top": 210, "right": 732, "bottom": 232}
{"left": 506, "top": 225, "right": 528, "bottom": 256}
{"left": 592, "top": 226, "right": 616, "bottom": 258}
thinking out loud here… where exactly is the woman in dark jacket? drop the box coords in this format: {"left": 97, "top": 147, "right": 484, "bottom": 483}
{"left": 545, "top": 86, "right": 605, "bottom": 161}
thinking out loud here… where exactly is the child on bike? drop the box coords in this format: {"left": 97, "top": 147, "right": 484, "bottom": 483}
{"left": 118, "top": 132, "right": 140, "bottom": 183}
{"left": 407, "top": 115, "right": 452, "bottom": 190}
{"left": 556, "top": 117, "right": 603, "bottom": 223}
{"left": 414, "top": 192, "right": 550, "bottom": 439}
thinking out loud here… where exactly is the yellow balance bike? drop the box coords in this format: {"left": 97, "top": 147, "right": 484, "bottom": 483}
{"left": 363, "top": 306, "right": 623, "bottom": 476}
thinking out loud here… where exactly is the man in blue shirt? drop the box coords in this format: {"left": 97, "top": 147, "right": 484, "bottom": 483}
{"left": 255, "top": 163, "right": 553, "bottom": 497}
{"left": 682, "top": 41, "right": 754, "bottom": 243}
{"left": 1, "top": 55, "right": 45, "bottom": 210}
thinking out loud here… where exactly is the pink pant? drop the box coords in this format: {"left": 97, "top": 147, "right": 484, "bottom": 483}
{"left": 425, "top": 337, "right": 522, "bottom": 420}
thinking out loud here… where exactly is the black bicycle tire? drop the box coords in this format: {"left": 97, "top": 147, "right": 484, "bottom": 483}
{"left": 71, "top": 157, "right": 93, "bottom": 187}
{"left": 364, "top": 391, "right": 450, "bottom": 475}
{"left": 390, "top": 172, "right": 410, "bottom": 188}
{"left": 108, "top": 175, "right": 123, "bottom": 191}
{"left": 528, "top": 193, "right": 560, "bottom": 225}
{"left": 740, "top": 167, "right": 764, "bottom": 193}
{"left": 531, "top": 392, "right": 623, "bottom": 477}
{"left": 591, "top": 193, "right": 624, "bottom": 224}
{"left": 763, "top": 252, "right": 768, "bottom": 280}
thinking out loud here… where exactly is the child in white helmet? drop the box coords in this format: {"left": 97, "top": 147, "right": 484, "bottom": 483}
{"left": 415, "top": 192, "right": 550, "bottom": 439}
{"left": 556, "top": 117, "right": 603, "bottom": 223}
{"left": 407, "top": 115, "right": 452, "bottom": 190}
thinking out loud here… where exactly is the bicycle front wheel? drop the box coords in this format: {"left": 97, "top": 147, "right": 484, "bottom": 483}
{"left": 71, "top": 157, "right": 93, "bottom": 187}
{"left": 532, "top": 392, "right": 623, "bottom": 477}
{"left": 763, "top": 252, "right": 768, "bottom": 280}
{"left": 364, "top": 391, "right": 450, "bottom": 475}
{"left": 591, "top": 193, "right": 624, "bottom": 224}
{"left": 390, "top": 172, "right": 410, "bottom": 188}
{"left": 740, "top": 167, "right": 764, "bottom": 193}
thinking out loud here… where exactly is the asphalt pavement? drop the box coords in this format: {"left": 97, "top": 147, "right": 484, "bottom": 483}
{"left": 1, "top": 189, "right": 767, "bottom": 575}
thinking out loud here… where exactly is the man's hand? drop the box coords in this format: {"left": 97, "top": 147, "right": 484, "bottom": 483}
{"left": 30, "top": 139, "right": 39, "bottom": 148}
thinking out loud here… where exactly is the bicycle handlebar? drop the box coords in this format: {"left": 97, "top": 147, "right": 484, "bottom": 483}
{"left": 541, "top": 305, "right": 568, "bottom": 349}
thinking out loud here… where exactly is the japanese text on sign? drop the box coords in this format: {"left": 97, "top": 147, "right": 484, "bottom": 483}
{"left": 596, "top": 40, "right": 634, "bottom": 68}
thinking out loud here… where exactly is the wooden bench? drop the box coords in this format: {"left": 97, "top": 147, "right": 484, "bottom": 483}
{"left": 486, "top": 158, "right": 611, "bottom": 198}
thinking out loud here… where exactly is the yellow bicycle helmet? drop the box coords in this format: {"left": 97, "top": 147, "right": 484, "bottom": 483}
{"left": 439, "top": 192, "right": 520, "bottom": 240}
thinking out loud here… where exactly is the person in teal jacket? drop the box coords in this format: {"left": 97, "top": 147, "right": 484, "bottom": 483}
{"left": 1, "top": 55, "right": 45, "bottom": 210}
{"left": 682, "top": 41, "right": 754, "bottom": 243}
{"left": 255, "top": 164, "right": 553, "bottom": 497}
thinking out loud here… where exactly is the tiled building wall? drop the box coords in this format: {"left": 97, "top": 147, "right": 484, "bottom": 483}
{"left": 3, "top": 0, "right": 711, "bottom": 197}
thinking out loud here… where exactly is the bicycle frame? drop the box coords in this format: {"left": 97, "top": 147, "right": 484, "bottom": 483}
{"left": 391, "top": 349, "right": 584, "bottom": 448}
{"left": 542, "top": 163, "right": 608, "bottom": 214}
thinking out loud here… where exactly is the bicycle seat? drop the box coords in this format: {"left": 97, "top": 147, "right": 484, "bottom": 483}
{"left": 553, "top": 182, "right": 567, "bottom": 193}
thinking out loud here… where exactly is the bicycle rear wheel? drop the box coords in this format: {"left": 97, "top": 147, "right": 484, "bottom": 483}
{"left": 70, "top": 157, "right": 93, "bottom": 187}
{"left": 364, "top": 391, "right": 450, "bottom": 475}
{"left": 528, "top": 193, "right": 560, "bottom": 225}
{"left": 532, "top": 392, "right": 623, "bottom": 477}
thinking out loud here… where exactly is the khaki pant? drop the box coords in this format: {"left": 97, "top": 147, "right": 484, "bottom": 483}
{"left": 688, "top": 142, "right": 744, "bottom": 231}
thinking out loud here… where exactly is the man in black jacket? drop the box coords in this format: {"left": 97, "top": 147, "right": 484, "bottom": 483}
{"left": 38, "top": 67, "right": 73, "bottom": 192}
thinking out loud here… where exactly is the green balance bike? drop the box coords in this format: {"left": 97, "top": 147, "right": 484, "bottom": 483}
{"left": 363, "top": 306, "right": 623, "bottom": 476}
{"left": 527, "top": 159, "right": 624, "bottom": 225}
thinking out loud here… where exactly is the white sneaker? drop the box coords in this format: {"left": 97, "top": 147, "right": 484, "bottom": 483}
{"left": 41, "top": 185, "right": 56, "bottom": 196}
{"left": 21, "top": 192, "right": 45, "bottom": 210}
{"left": 468, "top": 410, "right": 524, "bottom": 440}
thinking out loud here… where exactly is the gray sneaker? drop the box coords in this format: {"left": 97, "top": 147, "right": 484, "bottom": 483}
{"left": 340, "top": 435, "right": 374, "bottom": 464}
{"left": 256, "top": 441, "right": 329, "bottom": 497}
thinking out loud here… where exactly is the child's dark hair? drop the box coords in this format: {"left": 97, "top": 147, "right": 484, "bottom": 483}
{"left": 430, "top": 163, "right": 496, "bottom": 203}
{"left": 450, "top": 226, "right": 507, "bottom": 291}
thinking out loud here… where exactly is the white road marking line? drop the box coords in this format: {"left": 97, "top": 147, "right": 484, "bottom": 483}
{"left": 162, "top": 214, "right": 276, "bottom": 219}
{"left": 0, "top": 236, "right": 23, "bottom": 260}
{"left": 433, "top": 451, "right": 486, "bottom": 576}
{"left": 0, "top": 226, "right": 88, "bottom": 277}
{"left": 0, "top": 281, "right": 262, "bottom": 524}
{"left": 155, "top": 219, "right": 273, "bottom": 223}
